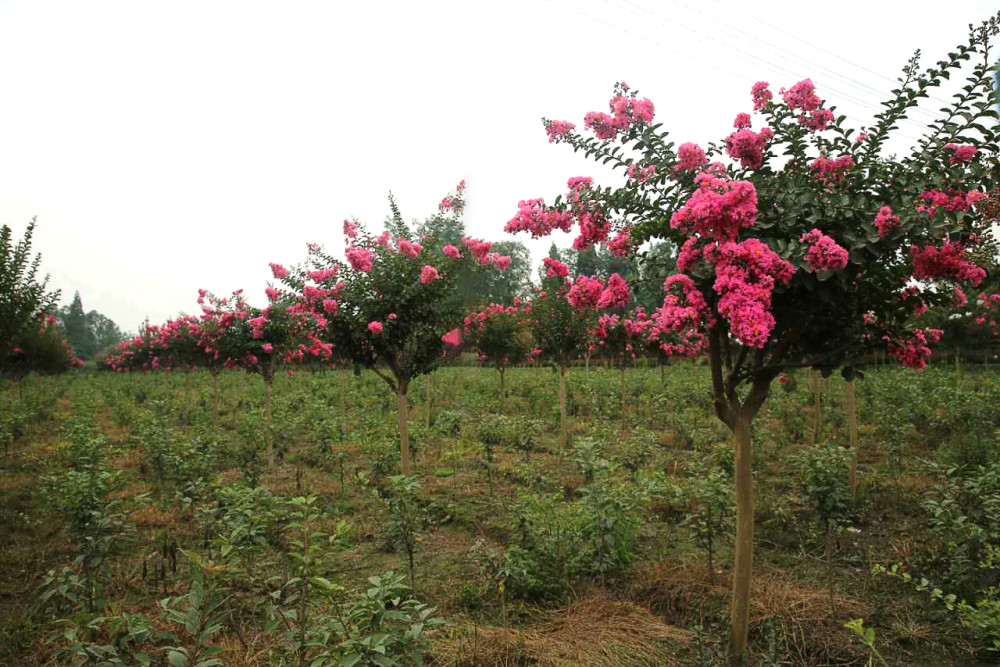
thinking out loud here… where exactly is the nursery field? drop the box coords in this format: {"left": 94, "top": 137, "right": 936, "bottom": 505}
{"left": 2, "top": 362, "right": 999, "bottom": 666}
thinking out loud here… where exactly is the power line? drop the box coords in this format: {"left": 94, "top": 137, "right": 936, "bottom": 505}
{"left": 707, "top": 0, "right": 953, "bottom": 106}
{"left": 543, "top": 0, "right": 924, "bottom": 144}
{"left": 641, "top": 0, "right": 941, "bottom": 120}
{"left": 603, "top": 0, "right": 934, "bottom": 133}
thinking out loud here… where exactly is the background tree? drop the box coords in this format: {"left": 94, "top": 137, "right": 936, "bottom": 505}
{"left": 59, "top": 292, "right": 96, "bottom": 359}
{"left": 463, "top": 301, "right": 533, "bottom": 410}
{"left": 0, "top": 218, "right": 60, "bottom": 365}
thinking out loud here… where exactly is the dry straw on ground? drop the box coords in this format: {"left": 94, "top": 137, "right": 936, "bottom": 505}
{"left": 432, "top": 593, "right": 692, "bottom": 666}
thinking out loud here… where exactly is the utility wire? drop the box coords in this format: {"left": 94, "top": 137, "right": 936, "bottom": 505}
{"left": 543, "top": 0, "right": 924, "bottom": 143}
{"left": 707, "top": 0, "right": 954, "bottom": 106}
{"left": 603, "top": 0, "right": 933, "bottom": 133}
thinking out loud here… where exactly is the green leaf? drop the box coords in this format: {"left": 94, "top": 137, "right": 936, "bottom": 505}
{"left": 168, "top": 650, "right": 188, "bottom": 667}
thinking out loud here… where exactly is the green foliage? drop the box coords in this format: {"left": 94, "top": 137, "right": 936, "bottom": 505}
{"left": 0, "top": 218, "right": 60, "bottom": 368}
{"left": 380, "top": 475, "right": 425, "bottom": 588}
{"left": 793, "top": 442, "right": 853, "bottom": 528}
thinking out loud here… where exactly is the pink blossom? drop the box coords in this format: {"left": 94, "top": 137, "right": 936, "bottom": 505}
{"left": 670, "top": 173, "right": 758, "bottom": 241}
{"left": 368, "top": 321, "right": 384, "bottom": 335}
{"left": 263, "top": 343, "right": 274, "bottom": 353}
{"left": 322, "top": 299, "right": 337, "bottom": 314}
{"left": 462, "top": 237, "right": 493, "bottom": 264}
{"left": 505, "top": 199, "right": 574, "bottom": 238}
{"left": 442, "top": 328, "right": 462, "bottom": 348}
{"left": 545, "top": 120, "right": 576, "bottom": 143}
{"left": 874, "top": 206, "right": 900, "bottom": 237}
{"left": 910, "top": 241, "right": 985, "bottom": 286}
{"left": 265, "top": 287, "right": 281, "bottom": 302}
{"left": 733, "top": 112, "right": 752, "bottom": 129}
{"left": 421, "top": 264, "right": 440, "bottom": 284}
{"left": 566, "top": 275, "right": 604, "bottom": 310}
{"left": 725, "top": 128, "right": 772, "bottom": 170}
{"left": 627, "top": 164, "right": 657, "bottom": 183}
{"left": 944, "top": 143, "right": 978, "bottom": 164}
{"left": 491, "top": 254, "right": 512, "bottom": 270}
{"left": 675, "top": 143, "right": 708, "bottom": 172}
{"left": 269, "top": 263, "right": 289, "bottom": 279}
{"left": 442, "top": 244, "right": 462, "bottom": 259}
{"left": 398, "top": 238, "right": 422, "bottom": 259}
{"left": 607, "top": 228, "right": 633, "bottom": 257}
{"left": 751, "top": 81, "right": 773, "bottom": 111}
{"left": 343, "top": 218, "right": 360, "bottom": 238}
{"left": 543, "top": 257, "right": 569, "bottom": 278}
{"left": 346, "top": 246, "right": 374, "bottom": 273}
{"left": 598, "top": 273, "right": 631, "bottom": 309}
{"left": 801, "top": 229, "right": 849, "bottom": 271}
{"left": 810, "top": 155, "right": 855, "bottom": 186}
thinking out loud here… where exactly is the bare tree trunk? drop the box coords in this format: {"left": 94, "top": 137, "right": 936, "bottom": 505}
{"left": 728, "top": 411, "right": 755, "bottom": 665}
{"left": 265, "top": 376, "right": 274, "bottom": 468}
{"left": 620, "top": 366, "right": 627, "bottom": 431}
{"left": 847, "top": 379, "right": 859, "bottom": 501}
{"left": 558, "top": 365, "right": 568, "bottom": 451}
{"left": 810, "top": 370, "right": 822, "bottom": 446}
{"left": 424, "top": 375, "right": 431, "bottom": 430}
{"left": 399, "top": 385, "right": 411, "bottom": 475}
{"left": 211, "top": 370, "right": 220, "bottom": 433}
{"left": 499, "top": 367, "right": 507, "bottom": 413}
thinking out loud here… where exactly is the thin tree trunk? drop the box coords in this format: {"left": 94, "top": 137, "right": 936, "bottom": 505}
{"left": 424, "top": 375, "right": 431, "bottom": 430}
{"left": 620, "top": 366, "right": 627, "bottom": 431}
{"left": 265, "top": 377, "right": 274, "bottom": 468}
{"left": 399, "top": 385, "right": 411, "bottom": 475}
{"left": 810, "top": 370, "right": 822, "bottom": 446}
{"left": 499, "top": 367, "right": 507, "bottom": 413}
{"left": 728, "top": 412, "right": 755, "bottom": 664}
{"left": 827, "top": 523, "right": 836, "bottom": 618}
{"left": 558, "top": 365, "right": 568, "bottom": 451}
{"left": 846, "top": 379, "right": 859, "bottom": 501}
{"left": 211, "top": 370, "right": 220, "bottom": 433}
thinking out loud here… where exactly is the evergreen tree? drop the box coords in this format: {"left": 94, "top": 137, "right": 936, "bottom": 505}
{"left": 0, "top": 218, "right": 59, "bottom": 359}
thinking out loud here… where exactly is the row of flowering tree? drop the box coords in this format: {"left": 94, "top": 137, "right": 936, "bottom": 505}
{"left": 506, "top": 14, "right": 1000, "bottom": 662}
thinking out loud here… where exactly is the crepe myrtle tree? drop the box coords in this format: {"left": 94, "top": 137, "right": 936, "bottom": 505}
{"left": 463, "top": 300, "right": 533, "bottom": 411}
{"left": 3, "top": 313, "right": 82, "bottom": 385}
{"left": 278, "top": 184, "right": 510, "bottom": 474}
{"left": 526, "top": 257, "right": 610, "bottom": 450}
{"left": 508, "top": 16, "right": 1000, "bottom": 662}
{"left": 199, "top": 288, "right": 316, "bottom": 468}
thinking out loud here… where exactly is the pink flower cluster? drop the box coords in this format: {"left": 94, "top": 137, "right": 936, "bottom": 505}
{"left": 810, "top": 155, "right": 855, "bottom": 186}
{"left": 670, "top": 172, "right": 758, "bottom": 241}
{"left": 566, "top": 275, "right": 605, "bottom": 310}
{"left": 724, "top": 128, "right": 773, "bottom": 170}
{"left": 270, "top": 263, "right": 289, "bottom": 279}
{"left": 545, "top": 120, "right": 576, "bottom": 143}
{"left": 607, "top": 228, "right": 633, "bottom": 258}
{"left": 346, "top": 245, "right": 374, "bottom": 273}
{"left": 751, "top": 81, "right": 773, "bottom": 111}
{"left": 654, "top": 274, "right": 709, "bottom": 334}
{"left": 368, "top": 321, "right": 383, "bottom": 335}
{"left": 505, "top": 198, "right": 574, "bottom": 238}
{"left": 443, "top": 244, "right": 461, "bottom": 259}
{"left": 887, "top": 328, "right": 941, "bottom": 369}
{"left": 441, "top": 328, "right": 462, "bottom": 347}
{"left": 710, "top": 239, "right": 796, "bottom": 347}
{"left": 874, "top": 206, "right": 900, "bottom": 238}
{"left": 780, "top": 79, "right": 834, "bottom": 132}
{"left": 944, "top": 143, "right": 978, "bottom": 164}
{"left": 909, "top": 240, "right": 986, "bottom": 286}
{"left": 917, "top": 189, "right": 986, "bottom": 217}
{"left": 343, "top": 218, "right": 360, "bottom": 238}
{"left": 800, "top": 229, "right": 849, "bottom": 271}
{"left": 421, "top": 265, "right": 440, "bottom": 284}
{"left": 308, "top": 267, "right": 338, "bottom": 283}
{"left": 733, "top": 112, "right": 752, "bottom": 129}
{"left": 397, "top": 238, "right": 423, "bottom": 259}
{"left": 675, "top": 143, "right": 708, "bottom": 172}
{"left": 583, "top": 87, "right": 655, "bottom": 141}
{"left": 627, "top": 164, "right": 656, "bottom": 183}
{"left": 597, "top": 273, "right": 631, "bottom": 310}
{"left": 543, "top": 257, "right": 569, "bottom": 278}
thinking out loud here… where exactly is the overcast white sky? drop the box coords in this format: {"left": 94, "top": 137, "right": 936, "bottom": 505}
{"left": 1, "top": 0, "right": 996, "bottom": 331}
